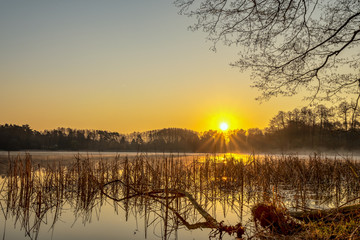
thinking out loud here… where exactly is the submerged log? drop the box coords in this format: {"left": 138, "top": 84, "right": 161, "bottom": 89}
{"left": 289, "top": 204, "right": 360, "bottom": 222}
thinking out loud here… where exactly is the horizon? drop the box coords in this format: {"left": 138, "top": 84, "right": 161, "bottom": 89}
{"left": 0, "top": 122, "right": 260, "bottom": 134}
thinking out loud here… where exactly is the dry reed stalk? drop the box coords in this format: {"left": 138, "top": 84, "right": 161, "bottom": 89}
{"left": 2, "top": 153, "right": 360, "bottom": 239}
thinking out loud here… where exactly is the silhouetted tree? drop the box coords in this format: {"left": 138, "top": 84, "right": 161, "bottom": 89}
{"left": 338, "top": 101, "right": 352, "bottom": 130}
{"left": 175, "top": 0, "right": 360, "bottom": 102}
{"left": 1, "top": 118, "right": 359, "bottom": 152}
{"left": 247, "top": 128, "right": 264, "bottom": 150}
{"left": 228, "top": 129, "right": 247, "bottom": 152}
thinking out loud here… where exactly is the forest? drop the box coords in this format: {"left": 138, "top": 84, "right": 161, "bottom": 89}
{"left": 1, "top": 102, "right": 359, "bottom": 153}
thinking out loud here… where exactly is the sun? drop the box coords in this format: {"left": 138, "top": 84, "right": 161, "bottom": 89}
{"left": 219, "top": 122, "right": 229, "bottom": 131}
{"left": 207, "top": 111, "right": 240, "bottom": 131}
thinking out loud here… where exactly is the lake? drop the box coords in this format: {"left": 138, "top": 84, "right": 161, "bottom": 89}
{"left": 1, "top": 151, "right": 360, "bottom": 239}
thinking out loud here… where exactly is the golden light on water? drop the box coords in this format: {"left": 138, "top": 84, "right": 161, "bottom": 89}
{"left": 220, "top": 122, "right": 229, "bottom": 131}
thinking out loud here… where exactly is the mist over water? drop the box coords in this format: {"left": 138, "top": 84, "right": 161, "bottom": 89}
{"left": 1, "top": 152, "right": 360, "bottom": 239}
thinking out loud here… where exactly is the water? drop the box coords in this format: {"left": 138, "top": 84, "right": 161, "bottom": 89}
{"left": 1, "top": 150, "right": 358, "bottom": 162}
{"left": 1, "top": 151, "right": 360, "bottom": 239}
{"left": 0, "top": 183, "right": 248, "bottom": 240}
{"left": 0, "top": 200, "right": 217, "bottom": 240}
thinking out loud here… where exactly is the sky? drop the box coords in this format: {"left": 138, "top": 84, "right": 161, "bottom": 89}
{"left": 0, "top": 0, "right": 305, "bottom": 133}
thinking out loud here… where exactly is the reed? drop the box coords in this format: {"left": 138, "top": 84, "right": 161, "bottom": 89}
{"left": 2, "top": 153, "right": 360, "bottom": 239}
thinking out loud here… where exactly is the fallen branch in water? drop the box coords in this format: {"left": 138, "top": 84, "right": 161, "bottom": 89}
{"left": 100, "top": 179, "right": 244, "bottom": 238}
{"left": 289, "top": 204, "right": 360, "bottom": 222}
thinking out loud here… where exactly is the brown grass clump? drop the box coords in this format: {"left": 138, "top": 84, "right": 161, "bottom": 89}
{"left": 302, "top": 218, "right": 360, "bottom": 239}
{"left": 252, "top": 199, "right": 301, "bottom": 235}
{"left": 292, "top": 207, "right": 360, "bottom": 239}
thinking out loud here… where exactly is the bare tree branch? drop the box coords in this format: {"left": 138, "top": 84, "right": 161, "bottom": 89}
{"left": 175, "top": 0, "right": 360, "bottom": 102}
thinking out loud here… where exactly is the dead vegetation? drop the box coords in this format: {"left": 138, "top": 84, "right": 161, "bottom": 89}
{"left": 252, "top": 201, "right": 301, "bottom": 235}
{"left": 1, "top": 153, "right": 360, "bottom": 239}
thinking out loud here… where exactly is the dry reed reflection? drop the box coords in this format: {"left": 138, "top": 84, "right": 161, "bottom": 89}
{"left": 1, "top": 153, "right": 360, "bottom": 239}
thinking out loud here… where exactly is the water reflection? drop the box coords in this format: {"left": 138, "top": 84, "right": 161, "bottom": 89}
{"left": 1, "top": 153, "right": 360, "bottom": 239}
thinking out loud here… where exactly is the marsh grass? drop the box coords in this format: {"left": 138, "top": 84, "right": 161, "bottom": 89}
{"left": 1, "top": 153, "right": 360, "bottom": 239}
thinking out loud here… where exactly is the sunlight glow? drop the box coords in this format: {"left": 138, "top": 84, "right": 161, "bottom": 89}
{"left": 206, "top": 111, "right": 242, "bottom": 132}
{"left": 220, "top": 122, "right": 229, "bottom": 131}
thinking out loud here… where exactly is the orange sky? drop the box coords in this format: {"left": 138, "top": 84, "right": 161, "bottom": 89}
{"left": 0, "top": 1, "right": 305, "bottom": 133}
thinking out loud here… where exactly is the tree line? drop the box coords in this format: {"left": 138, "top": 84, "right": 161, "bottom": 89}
{"left": 262, "top": 102, "right": 360, "bottom": 151}
{"left": 1, "top": 102, "right": 359, "bottom": 152}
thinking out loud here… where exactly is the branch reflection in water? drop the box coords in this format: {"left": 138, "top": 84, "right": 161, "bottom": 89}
{"left": 1, "top": 153, "right": 360, "bottom": 239}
